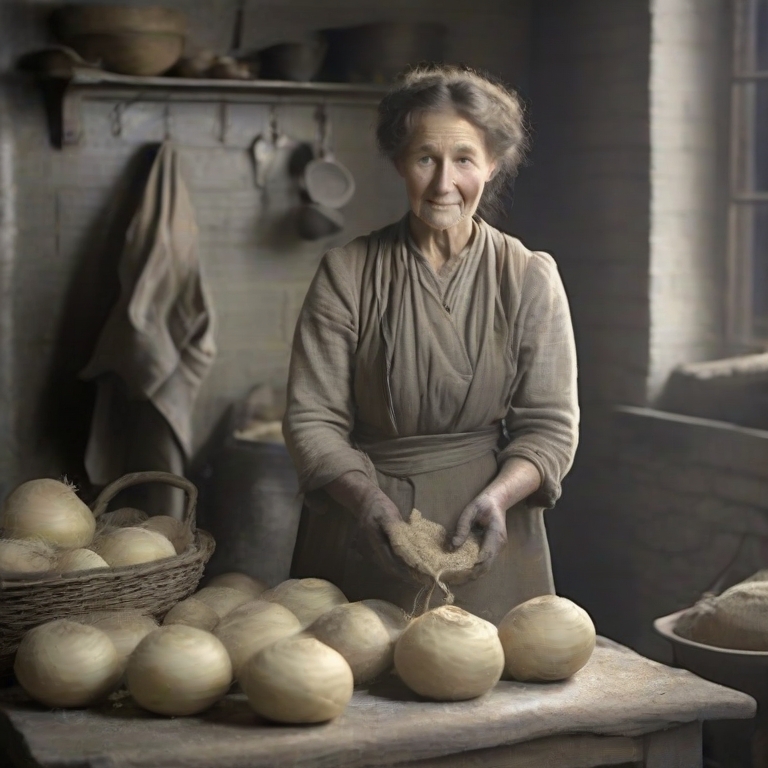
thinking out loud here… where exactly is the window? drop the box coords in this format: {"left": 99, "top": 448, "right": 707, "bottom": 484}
{"left": 729, "top": 0, "right": 768, "bottom": 346}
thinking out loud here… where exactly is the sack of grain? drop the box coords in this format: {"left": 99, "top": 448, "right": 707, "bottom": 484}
{"left": 740, "top": 569, "right": 768, "bottom": 584}
{"left": 675, "top": 575, "right": 768, "bottom": 651}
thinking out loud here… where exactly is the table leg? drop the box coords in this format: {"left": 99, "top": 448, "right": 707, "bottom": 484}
{"left": 643, "top": 723, "right": 703, "bottom": 768}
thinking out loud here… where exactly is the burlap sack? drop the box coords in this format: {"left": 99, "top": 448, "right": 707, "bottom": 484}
{"left": 741, "top": 569, "right": 768, "bottom": 584}
{"left": 675, "top": 575, "right": 768, "bottom": 651}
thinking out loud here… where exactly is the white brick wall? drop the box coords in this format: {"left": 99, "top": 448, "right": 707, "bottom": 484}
{"left": 648, "top": 0, "right": 731, "bottom": 398}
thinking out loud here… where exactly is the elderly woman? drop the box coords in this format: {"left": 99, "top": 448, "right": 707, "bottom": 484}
{"left": 283, "top": 65, "right": 578, "bottom": 624}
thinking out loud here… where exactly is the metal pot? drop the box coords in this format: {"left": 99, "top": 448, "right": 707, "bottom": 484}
{"left": 297, "top": 108, "right": 355, "bottom": 209}
{"left": 258, "top": 37, "right": 327, "bottom": 82}
{"left": 321, "top": 22, "right": 447, "bottom": 83}
{"left": 301, "top": 157, "right": 355, "bottom": 209}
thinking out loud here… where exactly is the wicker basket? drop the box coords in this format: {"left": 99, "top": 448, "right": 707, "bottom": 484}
{"left": 0, "top": 471, "right": 214, "bottom": 678}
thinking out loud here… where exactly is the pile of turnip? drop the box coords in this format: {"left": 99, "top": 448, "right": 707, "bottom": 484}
{"left": 0, "top": 478, "right": 191, "bottom": 576}
{"left": 11, "top": 563, "right": 598, "bottom": 723}
{"left": 11, "top": 574, "right": 366, "bottom": 722}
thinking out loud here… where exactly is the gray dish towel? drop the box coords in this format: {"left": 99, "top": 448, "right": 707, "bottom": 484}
{"left": 81, "top": 142, "right": 216, "bottom": 516}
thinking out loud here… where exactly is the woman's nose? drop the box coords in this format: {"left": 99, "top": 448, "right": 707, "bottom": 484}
{"left": 432, "top": 161, "right": 454, "bottom": 194}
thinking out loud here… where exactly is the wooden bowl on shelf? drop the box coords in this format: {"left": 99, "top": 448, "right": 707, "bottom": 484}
{"left": 51, "top": 5, "right": 187, "bottom": 77}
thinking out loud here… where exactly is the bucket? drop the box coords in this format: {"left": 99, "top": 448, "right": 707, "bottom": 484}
{"left": 195, "top": 437, "right": 301, "bottom": 588}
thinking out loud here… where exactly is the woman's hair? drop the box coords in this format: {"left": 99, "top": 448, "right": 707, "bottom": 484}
{"left": 376, "top": 64, "right": 529, "bottom": 219}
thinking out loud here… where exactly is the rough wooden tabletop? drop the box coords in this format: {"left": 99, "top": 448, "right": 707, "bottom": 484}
{"left": 0, "top": 638, "right": 756, "bottom": 768}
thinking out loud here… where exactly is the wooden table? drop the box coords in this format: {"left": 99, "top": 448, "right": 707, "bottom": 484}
{"left": 0, "top": 638, "right": 756, "bottom": 768}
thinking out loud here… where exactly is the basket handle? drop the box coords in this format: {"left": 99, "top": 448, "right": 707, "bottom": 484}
{"left": 90, "top": 471, "right": 198, "bottom": 532}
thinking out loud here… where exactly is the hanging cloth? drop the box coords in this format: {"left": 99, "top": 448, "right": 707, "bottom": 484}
{"left": 81, "top": 142, "right": 216, "bottom": 515}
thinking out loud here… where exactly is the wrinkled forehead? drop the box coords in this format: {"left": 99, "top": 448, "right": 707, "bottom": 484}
{"left": 402, "top": 108, "right": 492, "bottom": 157}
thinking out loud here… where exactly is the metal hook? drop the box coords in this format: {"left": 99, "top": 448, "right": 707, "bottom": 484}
{"left": 163, "top": 102, "right": 171, "bottom": 141}
{"left": 110, "top": 102, "right": 125, "bottom": 138}
{"left": 314, "top": 103, "right": 328, "bottom": 157}
{"left": 323, "top": 104, "right": 333, "bottom": 155}
{"left": 110, "top": 94, "right": 145, "bottom": 139}
{"left": 218, "top": 101, "right": 229, "bottom": 144}
{"left": 268, "top": 104, "right": 279, "bottom": 143}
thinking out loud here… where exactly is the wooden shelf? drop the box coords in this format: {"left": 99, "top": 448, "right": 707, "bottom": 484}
{"left": 39, "top": 68, "right": 389, "bottom": 147}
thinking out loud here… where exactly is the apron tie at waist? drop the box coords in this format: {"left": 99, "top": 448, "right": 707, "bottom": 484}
{"left": 354, "top": 423, "right": 502, "bottom": 477}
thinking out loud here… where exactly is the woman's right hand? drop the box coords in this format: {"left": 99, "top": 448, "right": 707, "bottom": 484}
{"left": 325, "top": 471, "right": 415, "bottom": 582}
{"left": 356, "top": 489, "right": 416, "bottom": 582}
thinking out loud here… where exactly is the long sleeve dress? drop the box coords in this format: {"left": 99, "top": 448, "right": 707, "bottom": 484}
{"left": 283, "top": 215, "right": 579, "bottom": 624}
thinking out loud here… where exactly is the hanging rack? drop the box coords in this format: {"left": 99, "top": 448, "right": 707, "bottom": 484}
{"left": 39, "top": 68, "right": 388, "bottom": 148}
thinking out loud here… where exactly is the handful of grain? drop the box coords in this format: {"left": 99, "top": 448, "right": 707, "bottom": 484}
{"left": 389, "top": 510, "right": 480, "bottom": 614}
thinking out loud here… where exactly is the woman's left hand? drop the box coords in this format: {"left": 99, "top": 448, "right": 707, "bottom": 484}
{"left": 451, "top": 494, "right": 508, "bottom": 581}
{"left": 450, "top": 457, "right": 542, "bottom": 582}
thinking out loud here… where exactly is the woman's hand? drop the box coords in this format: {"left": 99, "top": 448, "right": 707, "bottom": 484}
{"left": 356, "top": 490, "right": 416, "bottom": 582}
{"left": 450, "top": 457, "right": 542, "bottom": 582}
{"left": 324, "top": 471, "right": 415, "bottom": 582}
{"left": 451, "top": 494, "right": 508, "bottom": 581}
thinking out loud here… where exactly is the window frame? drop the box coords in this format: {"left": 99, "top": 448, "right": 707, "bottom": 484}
{"left": 727, "top": 0, "right": 768, "bottom": 349}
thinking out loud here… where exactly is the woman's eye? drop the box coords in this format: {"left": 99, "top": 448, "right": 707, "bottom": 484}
{"left": 417, "top": 156, "right": 432, "bottom": 166}
{"left": 457, "top": 157, "right": 471, "bottom": 165}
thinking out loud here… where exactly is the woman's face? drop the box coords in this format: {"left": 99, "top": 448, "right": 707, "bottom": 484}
{"left": 396, "top": 109, "right": 497, "bottom": 232}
